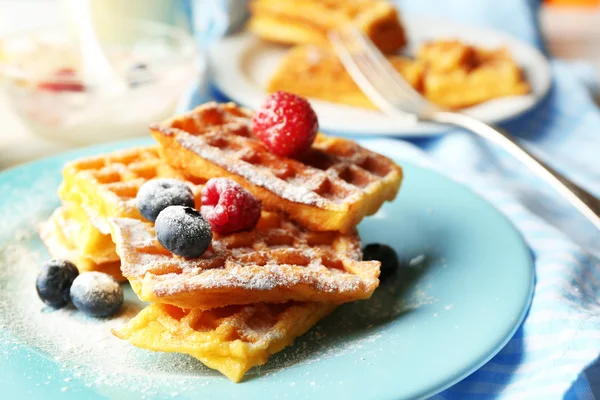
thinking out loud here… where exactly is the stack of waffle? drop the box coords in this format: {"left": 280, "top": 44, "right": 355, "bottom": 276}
{"left": 39, "top": 147, "right": 199, "bottom": 281}
{"left": 40, "top": 102, "right": 403, "bottom": 382}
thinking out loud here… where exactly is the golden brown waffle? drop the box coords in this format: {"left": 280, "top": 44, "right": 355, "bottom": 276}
{"left": 109, "top": 213, "right": 380, "bottom": 310}
{"left": 113, "top": 301, "right": 336, "bottom": 382}
{"left": 267, "top": 41, "right": 529, "bottom": 110}
{"left": 248, "top": 0, "right": 407, "bottom": 54}
{"left": 150, "top": 102, "right": 403, "bottom": 233}
{"left": 39, "top": 146, "right": 203, "bottom": 278}
{"left": 267, "top": 45, "right": 424, "bottom": 109}
{"left": 418, "top": 40, "right": 531, "bottom": 109}
{"left": 39, "top": 207, "right": 124, "bottom": 281}
{"left": 58, "top": 146, "right": 200, "bottom": 235}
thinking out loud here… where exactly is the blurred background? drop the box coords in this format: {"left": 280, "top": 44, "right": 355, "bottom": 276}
{"left": 0, "top": 0, "right": 599, "bottom": 169}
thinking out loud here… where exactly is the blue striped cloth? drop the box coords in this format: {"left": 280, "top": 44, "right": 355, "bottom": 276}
{"left": 183, "top": 0, "right": 600, "bottom": 398}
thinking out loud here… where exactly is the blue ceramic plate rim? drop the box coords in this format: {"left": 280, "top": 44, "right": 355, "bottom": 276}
{"left": 0, "top": 138, "right": 534, "bottom": 400}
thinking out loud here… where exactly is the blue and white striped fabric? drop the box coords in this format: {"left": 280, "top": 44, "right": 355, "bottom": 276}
{"left": 184, "top": 0, "right": 600, "bottom": 398}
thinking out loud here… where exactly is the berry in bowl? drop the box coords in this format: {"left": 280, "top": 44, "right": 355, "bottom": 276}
{"left": 0, "top": 18, "right": 201, "bottom": 144}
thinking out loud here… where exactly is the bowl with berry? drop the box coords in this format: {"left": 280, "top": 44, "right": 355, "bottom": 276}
{"left": 0, "top": 18, "right": 201, "bottom": 144}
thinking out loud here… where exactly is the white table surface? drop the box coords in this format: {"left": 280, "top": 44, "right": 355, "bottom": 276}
{"left": 1, "top": 1, "right": 599, "bottom": 170}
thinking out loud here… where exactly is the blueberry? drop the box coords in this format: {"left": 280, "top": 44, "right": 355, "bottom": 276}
{"left": 70, "top": 272, "right": 124, "bottom": 318}
{"left": 363, "top": 243, "right": 399, "bottom": 281}
{"left": 127, "top": 62, "right": 153, "bottom": 87}
{"left": 155, "top": 205, "right": 212, "bottom": 258}
{"left": 36, "top": 259, "right": 79, "bottom": 308}
{"left": 136, "top": 178, "right": 195, "bottom": 222}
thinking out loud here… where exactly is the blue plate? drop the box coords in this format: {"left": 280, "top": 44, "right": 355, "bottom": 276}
{"left": 0, "top": 138, "right": 534, "bottom": 400}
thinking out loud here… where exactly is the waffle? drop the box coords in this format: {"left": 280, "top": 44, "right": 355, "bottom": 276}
{"left": 39, "top": 146, "right": 203, "bottom": 278}
{"left": 267, "top": 45, "right": 424, "bottom": 109}
{"left": 248, "top": 0, "right": 407, "bottom": 54}
{"left": 39, "top": 207, "right": 123, "bottom": 280}
{"left": 109, "top": 212, "right": 380, "bottom": 310}
{"left": 419, "top": 40, "right": 531, "bottom": 109}
{"left": 58, "top": 146, "right": 197, "bottom": 235}
{"left": 150, "top": 102, "right": 403, "bottom": 233}
{"left": 267, "top": 40, "right": 530, "bottom": 110}
{"left": 113, "top": 301, "right": 336, "bottom": 382}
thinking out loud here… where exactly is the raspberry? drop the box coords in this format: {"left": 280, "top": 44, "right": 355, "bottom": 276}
{"left": 200, "top": 178, "right": 261, "bottom": 234}
{"left": 38, "top": 68, "right": 85, "bottom": 92}
{"left": 252, "top": 91, "right": 319, "bottom": 157}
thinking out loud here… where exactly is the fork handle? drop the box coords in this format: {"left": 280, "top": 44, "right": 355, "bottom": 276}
{"left": 428, "top": 111, "right": 600, "bottom": 231}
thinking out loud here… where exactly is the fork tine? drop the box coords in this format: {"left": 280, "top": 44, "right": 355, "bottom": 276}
{"left": 339, "top": 28, "right": 412, "bottom": 104}
{"left": 336, "top": 28, "right": 409, "bottom": 107}
{"left": 329, "top": 30, "right": 406, "bottom": 116}
{"left": 344, "top": 25, "right": 431, "bottom": 110}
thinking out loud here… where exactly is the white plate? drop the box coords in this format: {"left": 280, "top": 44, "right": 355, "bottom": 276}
{"left": 209, "top": 14, "right": 551, "bottom": 136}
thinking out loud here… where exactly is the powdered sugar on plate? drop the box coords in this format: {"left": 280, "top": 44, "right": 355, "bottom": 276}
{"left": 0, "top": 232, "right": 215, "bottom": 397}
{"left": 0, "top": 226, "right": 437, "bottom": 395}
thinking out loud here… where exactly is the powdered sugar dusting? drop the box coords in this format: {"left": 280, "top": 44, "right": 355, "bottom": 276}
{"left": 0, "top": 223, "right": 436, "bottom": 395}
{"left": 70, "top": 272, "right": 123, "bottom": 313}
{"left": 0, "top": 234, "right": 216, "bottom": 396}
{"left": 0, "top": 228, "right": 435, "bottom": 392}
{"left": 0, "top": 152, "right": 435, "bottom": 395}
{"left": 179, "top": 134, "right": 326, "bottom": 207}
{"left": 0, "top": 166, "right": 218, "bottom": 395}
{"left": 110, "top": 217, "right": 378, "bottom": 309}
{"left": 136, "top": 178, "right": 194, "bottom": 221}
{"left": 200, "top": 177, "right": 261, "bottom": 234}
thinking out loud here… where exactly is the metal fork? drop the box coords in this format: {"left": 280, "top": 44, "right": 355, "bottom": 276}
{"left": 329, "top": 25, "right": 600, "bottom": 231}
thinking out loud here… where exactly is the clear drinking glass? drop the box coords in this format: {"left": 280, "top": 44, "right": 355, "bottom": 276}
{"left": 0, "top": 18, "right": 201, "bottom": 144}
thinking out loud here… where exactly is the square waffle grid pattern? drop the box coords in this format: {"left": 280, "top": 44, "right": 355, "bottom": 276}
{"left": 109, "top": 212, "right": 380, "bottom": 310}
{"left": 39, "top": 146, "right": 203, "bottom": 279}
{"left": 58, "top": 146, "right": 204, "bottom": 235}
{"left": 114, "top": 301, "right": 336, "bottom": 382}
{"left": 151, "top": 102, "right": 403, "bottom": 233}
